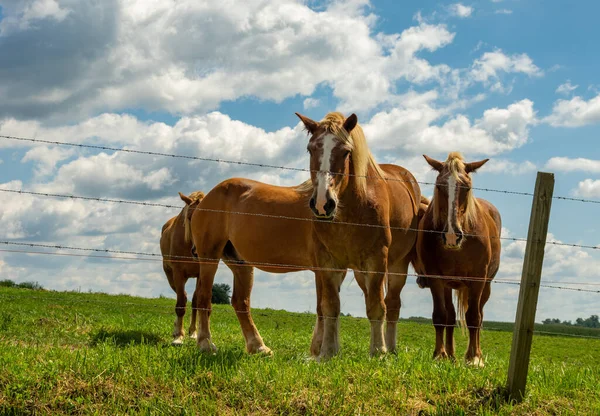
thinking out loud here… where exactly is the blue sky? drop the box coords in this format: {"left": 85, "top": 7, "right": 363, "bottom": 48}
{"left": 0, "top": 0, "right": 599, "bottom": 324}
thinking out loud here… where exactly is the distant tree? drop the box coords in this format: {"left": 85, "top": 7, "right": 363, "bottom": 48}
{"left": 542, "top": 316, "right": 599, "bottom": 327}
{"left": 211, "top": 283, "right": 231, "bottom": 305}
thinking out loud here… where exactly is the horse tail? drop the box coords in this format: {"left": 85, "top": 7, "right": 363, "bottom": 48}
{"left": 454, "top": 286, "right": 469, "bottom": 335}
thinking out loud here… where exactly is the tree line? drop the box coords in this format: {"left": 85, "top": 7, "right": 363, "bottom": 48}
{"left": 542, "top": 315, "right": 599, "bottom": 328}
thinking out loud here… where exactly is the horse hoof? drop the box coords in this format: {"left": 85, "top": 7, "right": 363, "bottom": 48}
{"left": 171, "top": 337, "right": 184, "bottom": 346}
{"left": 467, "top": 356, "right": 485, "bottom": 368}
{"left": 251, "top": 345, "right": 273, "bottom": 356}
{"left": 433, "top": 351, "right": 449, "bottom": 360}
{"left": 189, "top": 332, "right": 197, "bottom": 340}
{"left": 370, "top": 346, "right": 388, "bottom": 357}
{"left": 198, "top": 339, "right": 217, "bottom": 353}
{"left": 317, "top": 349, "right": 338, "bottom": 361}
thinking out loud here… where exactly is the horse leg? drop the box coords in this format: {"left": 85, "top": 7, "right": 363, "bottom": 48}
{"left": 384, "top": 259, "right": 409, "bottom": 353}
{"left": 318, "top": 270, "right": 346, "bottom": 360}
{"left": 311, "top": 272, "right": 325, "bottom": 357}
{"left": 356, "top": 255, "right": 388, "bottom": 356}
{"left": 465, "top": 282, "right": 485, "bottom": 367}
{"left": 188, "top": 282, "right": 198, "bottom": 339}
{"left": 430, "top": 279, "right": 448, "bottom": 359}
{"left": 444, "top": 286, "right": 456, "bottom": 360}
{"left": 475, "top": 281, "right": 492, "bottom": 364}
{"left": 227, "top": 264, "right": 271, "bottom": 355}
{"left": 196, "top": 261, "right": 219, "bottom": 353}
{"left": 172, "top": 269, "right": 187, "bottom": 345}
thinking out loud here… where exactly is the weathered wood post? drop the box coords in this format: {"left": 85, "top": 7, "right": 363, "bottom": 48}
{"left": 507, "top": 172, "right": 555, "bottom": 402}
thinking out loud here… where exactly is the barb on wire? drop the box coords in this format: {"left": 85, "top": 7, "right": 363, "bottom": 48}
{"left": 0, "top": 187, "right": 528, "bottom": 243}
{"left": 0, "top": 134, "right": 540, "bottom": 196}
{"left": 554, "top": 195, "right": 600, "bottom": 205}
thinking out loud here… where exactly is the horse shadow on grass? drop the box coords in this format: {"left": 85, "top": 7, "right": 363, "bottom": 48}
{"left": 90, "top": 328, "right": 163, "bottom": 347}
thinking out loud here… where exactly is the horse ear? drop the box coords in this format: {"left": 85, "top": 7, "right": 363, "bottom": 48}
{"left": 423, "top": 155, "right": 444, "bottom": 172}
{"left": 465, "top": 158, "right": 489, "bottom": 173}
{"left": 295, "top": 112, "right": 319, "bottom": 135}
{"left": 179, "top": 192, "right": 193, "bottom": 205}
{"left": 343, "top": 113, "right": 358, "bottom": 133}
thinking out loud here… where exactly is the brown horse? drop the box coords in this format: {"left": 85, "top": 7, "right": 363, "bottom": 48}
{"left": 188, "top": 111, "right": 421, "bottom": 359}
{"left": 414, "top": 152, "right": 501, "bottom": 366}
{"left": 160, "top": 191, "right": 205, "bottom": 345}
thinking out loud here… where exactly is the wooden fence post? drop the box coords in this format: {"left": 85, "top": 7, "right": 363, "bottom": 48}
{"left": 507, "top": 172, "right": 555, "bottom": 402}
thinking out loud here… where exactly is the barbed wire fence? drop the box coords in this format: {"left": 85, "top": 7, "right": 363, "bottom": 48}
{"left": 0, "top": 134, "right": 599, "bottom": 400}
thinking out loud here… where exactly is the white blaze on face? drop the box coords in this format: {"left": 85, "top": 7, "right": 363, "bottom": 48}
{"left": 445, "top": 175, "right": 460, "bottom": 246}
{"left": 315, "top": 133, "right": 336, "bottom": 215}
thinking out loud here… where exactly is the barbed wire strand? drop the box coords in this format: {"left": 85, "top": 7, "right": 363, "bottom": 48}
{"left": 2, "top": 244, "right": 600, "bottom": 293}
{"left": 0, "top": 134, "right": 543, "bottom": 197}
{"left": 0, "top": 187, "right": 532, "bottom": 244}
{"left": 4, "top": 187, "right": 600, "bottom": 251}
{"left": 0, "top": 243, "right": 518, "bottom": 285}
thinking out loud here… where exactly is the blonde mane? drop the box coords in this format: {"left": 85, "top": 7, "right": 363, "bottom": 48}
{"left": 296, "top": 112, "right": 385, "bottom": 198}
{"left": 432, "top": 152, "right": 480, "bottom": 229}
{"left": 183, "top": 191, "right": 205, "bottom": 243}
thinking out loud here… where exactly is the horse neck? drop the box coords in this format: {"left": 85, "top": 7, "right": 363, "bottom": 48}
{"left": 337, "top": 162, "right": 375, "bottom": 212}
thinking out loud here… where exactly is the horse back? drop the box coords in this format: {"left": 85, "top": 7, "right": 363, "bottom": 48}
{"left": 379, "top": 164, "right": 421, "bottom": 218}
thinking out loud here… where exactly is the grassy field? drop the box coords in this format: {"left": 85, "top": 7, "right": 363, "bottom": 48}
{"left": 0, "top": 286, "right": 599, "bottom": 415}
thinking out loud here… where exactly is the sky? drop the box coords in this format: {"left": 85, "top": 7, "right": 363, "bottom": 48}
{"left": 0, "top": 0, "right": 599, "bottom": 324}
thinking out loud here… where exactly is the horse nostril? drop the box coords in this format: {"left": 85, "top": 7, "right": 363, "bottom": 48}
{"left": 324, "top": 199, "right": 336, "bottom": 215}
{"left": 309, "top": 197, "right": 316, "bottom": 211}
{"left": 456, "top": 232, "right": 464, "bottom": 244}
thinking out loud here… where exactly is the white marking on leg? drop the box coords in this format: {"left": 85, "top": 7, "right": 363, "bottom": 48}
{"left": 445, "top": 175, "right": 459, "bottom": 246}
{"left": 315, "top": 134, "right": 336, "bottom": 215}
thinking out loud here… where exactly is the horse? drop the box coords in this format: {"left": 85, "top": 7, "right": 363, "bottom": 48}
{"left": 414, "top": 152, "right": 501, "bottom": 367}
{"left": 188, "top": 111, "right": 421, "bottom": 359}
{"left": 159, "top": 191, "right": 205, "bottom": 345}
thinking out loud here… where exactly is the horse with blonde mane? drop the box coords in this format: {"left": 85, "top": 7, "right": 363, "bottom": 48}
{"left": 160, "top": 191, "right": 205, "bottom": 345}
{"left": 188, "top": 111, "right": 422, "bottom": 359}
{"left": 414, "top": 152, "right": 501, "bottom": 366}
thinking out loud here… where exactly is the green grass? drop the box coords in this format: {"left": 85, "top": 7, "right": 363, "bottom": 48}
{"left": 0, "top": 287, "right": 599, "bottom": 415}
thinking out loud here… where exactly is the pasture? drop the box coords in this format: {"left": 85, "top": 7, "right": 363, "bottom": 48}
{"left": 1, "top": 285, "right": 599, "bottom": 415}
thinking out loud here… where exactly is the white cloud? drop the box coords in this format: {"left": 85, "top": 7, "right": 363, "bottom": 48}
{"left": 365, "top": 98, "right": 537, "bottom": 155}
{"left": 303, "top": 98, "right": 321, "bottom": 110}
{"left": 1, "top": 111, "right": 311, "bottom": 200}
{"left": 544, "top": 94, "right": 600, "bottom": 127}
{"left": 449, "top": 3, "right": 473, "bottom": 18}
{"left": 0, "top": 0, "right": 457, "bottom": 120}
{"left": 574, "top": 179, "right": 600, "bottom": 198}
{"left": 556, "top": 80, "right": 578, "bottom": 95}
{"left": 483, "top": 159, "right": 537, "bottom": 175}
{"left": 0, "top": 0, "right": 71, "bottom": 34}
{"left": 495, "top": 9, "right": 513, "bottom": 15}
{"left": 545, "top": 157, "right": 600, "bottom": 174}
{"left": 470, "top": 49, "right": 543, "bottom": 92}
{"left": 21, "top": 146, "right": 74, "bottom": 177}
